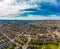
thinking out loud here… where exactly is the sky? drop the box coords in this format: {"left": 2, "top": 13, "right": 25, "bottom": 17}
{"left": 0, "top": 0, "right": 60, "bottom": 20}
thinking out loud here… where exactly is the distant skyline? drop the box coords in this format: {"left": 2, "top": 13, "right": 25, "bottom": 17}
{"left": 0, "top": 0, "right": 60, "bottom": 20}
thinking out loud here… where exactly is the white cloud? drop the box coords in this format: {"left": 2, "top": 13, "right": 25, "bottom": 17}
{"left": 0, "top": 0, "right": 58, "bottom": 16}
{"left": 0, "top": 15, "right": 60, "bottom": 20}
{"left": 0, "top": 0, "right": 59, "bottom": 20}
{"left": 15, "top": 15, "right": 60, "bottom": 20}
{"left": 0, "top": 0, "right": 38, "bottom": 16}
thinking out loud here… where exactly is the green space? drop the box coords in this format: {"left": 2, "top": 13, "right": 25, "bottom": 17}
{"left": 17, "top": 36, "right": 26, "bottom": 42}
{"left": 28, "top": 40, "right": 60, "bottom": 49}
{"left": 18, "top": 37, "right": 25, "bottom": 42}
{"left": 0, "top": 36, "right": 3, "bottom": 40}
{"left": 4, "top": 45, "right": 15, "bottom": 49}
{"left": 31, "top": 33, "right": 37, "bottom": 36}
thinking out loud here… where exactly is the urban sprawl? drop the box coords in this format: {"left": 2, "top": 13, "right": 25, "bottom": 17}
{"left": 0, "top": 20, "right": 60, "bottom": 49}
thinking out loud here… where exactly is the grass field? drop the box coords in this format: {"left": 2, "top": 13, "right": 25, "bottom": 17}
{"left": 28, "top": 40, "right": 60, "bottom": 49}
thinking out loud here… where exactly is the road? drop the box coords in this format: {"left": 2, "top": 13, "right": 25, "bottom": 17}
{"left": 0, "top": 29, "right": 20, "bottom": 49}
{"left": 47, "top": 29, "right": 55, "bottom": 38}
{"left": 53, "top": 31, "right": 60, "bottom": 37}
{"left": 22, "top": 37, "right": 31, "bottom": 49}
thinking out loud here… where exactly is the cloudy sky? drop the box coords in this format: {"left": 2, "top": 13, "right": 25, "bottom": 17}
{"left": 0, "top": 0, "right": 60, "bottom": 20}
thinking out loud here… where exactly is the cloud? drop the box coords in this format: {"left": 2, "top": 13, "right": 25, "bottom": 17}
{"left": 0, "top": 0, "right": 60, "bottom": 20}
{"left": 0, "top": 15, "right": 60, "bottom": 20}
{"left": 0, "top": 0, "right": 38, "bottom": 16}
{"left": 20, "top": 0, "right": 60, "bottom": 16}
